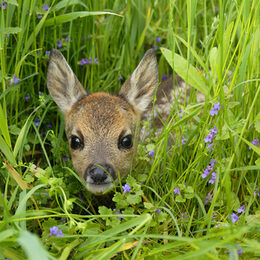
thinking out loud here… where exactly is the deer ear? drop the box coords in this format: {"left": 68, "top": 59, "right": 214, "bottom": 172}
{"left": 118, "top": 49, "right": 158, "bottom": 113}
{"left": 47, "top": 49, "right": 87, "bottom": 113}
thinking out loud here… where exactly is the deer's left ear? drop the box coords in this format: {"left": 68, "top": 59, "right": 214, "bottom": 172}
{"left": 118, "top": 49, "right": 159, "bottom": 113}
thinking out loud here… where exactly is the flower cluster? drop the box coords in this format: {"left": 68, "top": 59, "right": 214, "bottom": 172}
{"left": 204, "top": 127, "right": 217, "bottom": 151}
{"left": 210, "top": 102, "right": 220, "bottom": 116}
{"left": 249, "top": 138, "right": 259, "bottom": 150}
{"left": 173, "top": 187, "right": 180, "bottom": 195}
{"left": 79, "top": 57, "right": 99, "bottom": 65}
{"left": 49, "top": 226, "right": 63, "bottom": 237}
{"left": 0, "top": 1, "right": 7, "bottom": 9}
{"left": 229, "top": 205, "right": 246, "bottom": 223}
{"left": 201, "top": 159, "right": 217, "bottom": 184}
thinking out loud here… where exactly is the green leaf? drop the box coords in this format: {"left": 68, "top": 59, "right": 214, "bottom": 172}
{"left": 4, "top": 27, "right": 22, "bottom": 34}
{"left": 127, "top": 194, "right": 142, "bottom": 205}
{"left": 175, "top": 195, "right": 186, "bottom": 203}
{"left": 44, "top": 11, "right": 122, "bottom": 27}
{"left": 254, "top": 120, "right": 260, "bottom": 133}
{"left": 160, "top": 47, "right": 209, "bottom": 96}
{"left": 144, "top": 202, "right": 154, "bottom": 209}
{"left": 18, "top": 231, "right": 51, "bottom": 260}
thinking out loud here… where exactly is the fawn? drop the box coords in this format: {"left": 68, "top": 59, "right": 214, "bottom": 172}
{"left": 47, "top": 49, "right": 201, "bottom": 195}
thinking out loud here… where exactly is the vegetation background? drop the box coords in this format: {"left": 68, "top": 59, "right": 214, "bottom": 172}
{"left": 0, "top": 0, "right": 259, "bottom": 259}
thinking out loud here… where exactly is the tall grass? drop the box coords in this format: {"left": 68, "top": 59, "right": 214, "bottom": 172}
{"left": 0, "top": 0, "right": 259, "bottom": 259}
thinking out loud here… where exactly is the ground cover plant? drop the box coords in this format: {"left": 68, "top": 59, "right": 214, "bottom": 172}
{"left": 0, "top": 0, "right": 260, "bottom": 259}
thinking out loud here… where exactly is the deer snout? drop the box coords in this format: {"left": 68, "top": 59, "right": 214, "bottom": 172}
{"left": 84, "top": 164, "right": 116, "bottom": 184}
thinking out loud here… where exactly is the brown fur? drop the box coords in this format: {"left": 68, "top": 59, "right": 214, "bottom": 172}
{"left": 47, "top": 49, "right": 158, "bottom": 195}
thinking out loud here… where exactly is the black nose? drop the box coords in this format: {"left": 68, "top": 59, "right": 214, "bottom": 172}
{"left": 84, "top": 164, "right": 115, "bottom": 184}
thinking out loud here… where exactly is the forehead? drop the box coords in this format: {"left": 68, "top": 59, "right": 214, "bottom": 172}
{"left": 66, "top": 92, "right": 138, "bottom": 133}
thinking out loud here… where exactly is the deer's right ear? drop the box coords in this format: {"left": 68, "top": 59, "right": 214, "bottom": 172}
{"left": 47, "top": 49, "right": 87, "bottom": 113}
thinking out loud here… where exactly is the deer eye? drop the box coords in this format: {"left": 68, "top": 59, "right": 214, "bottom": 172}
{"left": 119, "top": 135, "right": 133, "bottom": 150}
{"left": 70, "top": 135, "right": 84, "bottom": 150}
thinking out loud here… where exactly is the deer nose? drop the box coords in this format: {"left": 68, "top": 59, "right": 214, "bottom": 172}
{"left": 84, "top": 164, "right": 115, "bottom": 184}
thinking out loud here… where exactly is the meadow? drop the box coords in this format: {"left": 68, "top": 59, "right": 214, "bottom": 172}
{"left": 0, "top": 0, "right": 260, "bottom": 259}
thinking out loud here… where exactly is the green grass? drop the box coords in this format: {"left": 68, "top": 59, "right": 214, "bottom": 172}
{"left": 0, "top": 0, "right": 260, "bottom": 259}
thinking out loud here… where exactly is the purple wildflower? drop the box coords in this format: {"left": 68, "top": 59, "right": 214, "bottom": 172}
{"left": 230, "top": 213, "right": 239, "bottom": 223}
{"left": 155, "top": 209, "right": 161, "bottom": 214}
{"left": 249, "top": 138, "right": 259, "bottom": 150}
{"left": 6, "top": 33, "right": 9, "bottom": 38}
{"left": 93, "top": 58, "right": 98, "bottom": 64}
{"left": 161, "top": 74, "right": 168, "bottom": 81}
{"left": 0, "top": 1, "right": 7, "bottom": 9}
{"left": 37, "top": 14, "right": 43, "bottom": 19}
{"left": 62, "top": 155, "right": 69, "bottom": 162}
{"left": 204, "top": 133, "right": 214, "bottom": 143}
{"left": 49, "top": 226, "right": 63, "bottom": 237}
{"left": 25, "top": 94, "right": 30, "bottom": 100}
{"left": 80, "top": 58, "right": 88, "bottom": 65}
{"left": 47, "top": 123, "right": 52, "bottom": 128}
{"left": 149, "top": 150, "right": 155, "bottom": 157}
{"left": 177, "top": 110, "right": 183, "bottom": 119}
{"left": 210, "top": 159, "right": 217, "bottom": 166}
{"left": 210, "top": 102, "right": 220, "bottom": 116}
{"left": 156, "top": 37, "right": 162, "bottom": 42}
{"left": 204, "top": 193, "right": 212, "bottom": 204}
{"left": 210, "top": 127, "right": 218, "bottom": 136}
{"left": 237, "top": 205, "right": 246, "bottom": 213}
{"left": 65, "top": 35, "right": 72, "bottom": 42}
{"left": 209, "top": 172, "right": 216, "bottom": 184}
{"left": 202, "top": 166, "right": 212, "bottom": 178}
{"left": 181, "top": 136, "right": 187, "bottom": 145}
{"left": 216, "top": 7, "right": 219, "bottom": 12}
{"left": 12, "top": 74, "right": 20, "bottom": 84}
{"left": 174, "top": 187, "right": 180, "bottom": 195}
{"left": 45, "top": 51, "right": 51, "bottom": 56}
{"left": 34, "top": 116, "right": 40, "bottom": 126}
{"left": 152, "top": 44, "right": 158, "bottom": 50}
{"left": 207, "top": 143, "right": 214, "bottom": 151}
{"left": 113, "top": 209, "right": 123, "bottom": 219}
{"left": 57, "top": 40, "right": 62, "bottom": 48}
{"left": 122, "top": 184, "right": 131, "bottom": 193}
{"left": 43, "top": 4, "right": 50, "bottom": 11}
{"left": 181, "top": 212, "right": 189, "bottom": 219}
{"left": 254, "top": 188, "right": 260, "bottom": 196}
{"left": 118, "top": 75, "right": 125, "bottom": 83}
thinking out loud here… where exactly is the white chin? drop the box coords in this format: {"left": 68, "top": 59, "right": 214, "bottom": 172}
{"left": 86, "top": 182, "right": 114, "bottom": 195}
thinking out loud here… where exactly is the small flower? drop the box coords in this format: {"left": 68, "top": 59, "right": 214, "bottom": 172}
{"left": 47, "top": 123, "right": 52, "bottom": 128}
{"left": 204, "top": 193, "right": 212, "bottom": 204}
{"left": 173, "top": 187, "right": 180, "bottom": 195}
{"left": 155, "top": 209, "right": 161, "bottom": 214}
{"left": 207, "top": 142, "right": 214, "bottom": 150}
{"left": 210, "top": 127, "right": 218, "bottom": 136}
{"left": 181, "top": 136, "right": 187, "bottom": 145}
{"left": 209, "top": 172, "right": 216, "bottom": 184}
{"left": 45, "top": 51, "right": 51, "bottom": 56}
{"left": 181, "top": 212, "right": 189, "bottom": 219}
{"left": 122, "top": 184, "right": 131, "bottom": 193}
{"left": 209, "top": 159, "right": 217, "bottom": 166}
{"left": 37, "top": 14, "right": 43, "bottom": 19}
{"left": 202, "top": 166, "right": 212, "bottom": 178}
{"left": 148, "top": 150, "right": 155, "bottom": 157}
{"left": 118, "top": 75, "right": 125, "bottom": 83}
{"left": 152, "top": 44, "right": 158, "bottom": 50}
{"left": 204, "top": 133, "right": 214, "bottom": 143}
{"left": 65, "top": 35, "right": 72, "bottom": 42}
{"left": 25, "top": 94, "right": 30, "bottom": 100}
{"left": 177, "top": 110, "right": 183, "bottom": 119}
{"left": 12, "top": 74, "right": 20, "bottom": 84}
{"left": 0, "top": 1, "right": 7, "bottom": 9}
{"left": 113, "top": 209, "right": 123, "bottom": 219}
{"left": 230, "top": 213, "right": 239, "bottom": 223}
{"left": 237, "top": 205, "right": 246, "bottom": 213}
{"left": 254, "top": 188, "right": 260, "bottom": 196}
{"left": 34, "top": 116, "right": 40, "bottom": 126}
{"left": 62, "top": 155, "right": 69, "bottom": 162}
{"left": 49, "top": 226, "right": 63, "bottom": 237}
{"left": 249, "top": 138, "right": 259, "bottom": 150}
{"left": 156, "top": 37, "right": 162, "bottom": 42}
{"left": 210, "top": 102, "right": 220, "bottom": 116}
{"left": 93, "top": 58, "right": 98, "bottom": 64}
{"left": 161, "top": 74, "right": 168, "bottom": 81}
{"left": 43, "top": 4, "right": 50, "bottom": 11}
{"left": 57, "top": 40, "right": 62, "bottom": 48}
{"left": 80, "top": 58, "right": 89, "bottom": 65}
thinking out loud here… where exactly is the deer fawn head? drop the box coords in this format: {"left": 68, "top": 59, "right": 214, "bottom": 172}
{"left": 47, "top": 49, "right": 158, "bottom": 195}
